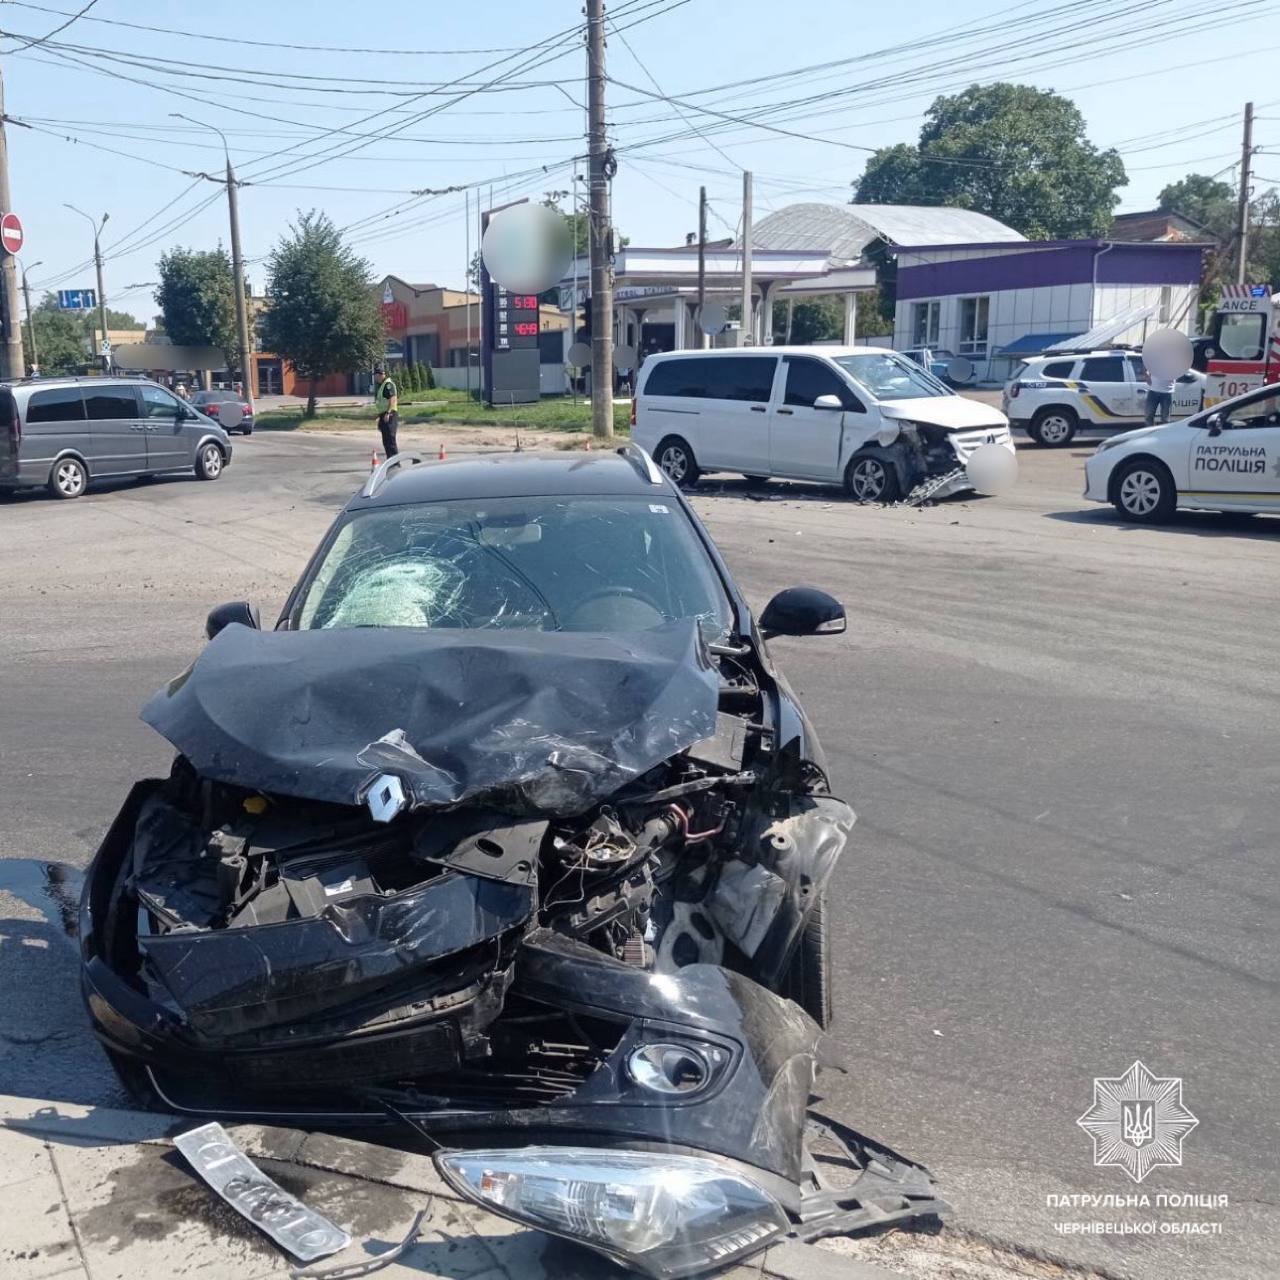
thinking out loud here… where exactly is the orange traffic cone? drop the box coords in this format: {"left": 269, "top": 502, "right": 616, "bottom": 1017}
{"left": 370, "top": 448, "right": 379, "bottom": 470}
{"left": 437, "top": 442, "right": 447, "bottom": 461}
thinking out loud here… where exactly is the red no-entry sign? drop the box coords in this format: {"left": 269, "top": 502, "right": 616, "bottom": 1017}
{"left": 1, "top": 212, "right": 24, "bottom": 256}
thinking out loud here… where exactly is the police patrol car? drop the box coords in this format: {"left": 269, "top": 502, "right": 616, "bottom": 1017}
{"left": 1003, "top": 349, "right": 1205, "bottom": 446}
{"left": 1083, "top": 381, "right": 1280, "bottom": 522}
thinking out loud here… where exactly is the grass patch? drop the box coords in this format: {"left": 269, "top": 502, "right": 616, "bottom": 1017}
{"left": 256, "top": 393, "right": 630, "bottom": 434}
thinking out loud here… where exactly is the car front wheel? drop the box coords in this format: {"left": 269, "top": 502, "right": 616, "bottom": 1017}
{"left": 1029, "top": 406, "right": 1078, "bottom": 446}
{"left": 195, "top": 443, "right": 224, "bottom": 481}
{"left": 781, "top": 891, "right": 832, "bottom": 1028}
{"left": 1112, "top": 458, "right": 1176, "bottom": 523}
{"left": 654, "top": 436, "right": 700, "bottom": 488}
{"left": 844, "top": 454, "right": 899, "bottom": 503}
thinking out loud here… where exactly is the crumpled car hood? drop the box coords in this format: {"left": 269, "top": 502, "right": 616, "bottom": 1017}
{"left": 142, "top": 621, "right": 719, "bottom": 816}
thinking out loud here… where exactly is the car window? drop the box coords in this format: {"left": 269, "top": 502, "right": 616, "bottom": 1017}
{"left": 84, "top": 386, "right": 139, "bottom": 419}
{"left": 1224, "top": 390, "right": 1280, "bottom": 429}
{"left": 1080, "top": 357, "right": 1126, "bottom": 383}
{"left": 643, "top": 356, "right": 775, "bottom": 402}
{"left": 1126, "top": 356, "right": 1146, "bottom": 380}
{"left": 831, "top": 352, "right": 948, "bottom": 400}
{"left": 294, "top": 496, "right": 734, "bottom": 642}
{"left": 783, "top": 358, "right": 861, "bottom": 410}
{"left": 25, "top": 387, "right": 86, "bottom": 424}
{"left": 141, "top": 385, "right": 184, "bottom": 419}
{"left": 1041, "top": 360, "right": 1075, "bottom": 379}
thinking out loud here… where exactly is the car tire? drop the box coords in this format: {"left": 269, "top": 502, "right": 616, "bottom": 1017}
{"left": 742, "top": 474, "right": 769, "bottom": 488}
{"left": 48, "top": 456, "right": 88, "bottom": 500}
{"left": 654, "top": 436, "right": 700, "bottom": 488}
{"left": 1028, "top": 406, "right": 1078, "bottom": 447}
{"left": 782, "top": 891, "right": 833, "bottom": 1028}
{"left": 241, "top": 425, "right": 254, "bottom": 436}
{"left": 844, "top": 453, "right": 900, "bottom": 503}
{"left": 195, "top": 443, "right": 225, "bottom": 481}
{"left": 1112, "top": 457, "right": 1177, "bottom": 523}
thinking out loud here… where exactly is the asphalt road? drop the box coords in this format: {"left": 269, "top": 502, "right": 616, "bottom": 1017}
{"left": 1, "top": 430, "right": 1277, "bottom": 1280}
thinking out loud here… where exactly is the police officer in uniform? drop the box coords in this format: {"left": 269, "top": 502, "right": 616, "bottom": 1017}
{"left": 373, "top": 363, "right": 399, "bottom": 458}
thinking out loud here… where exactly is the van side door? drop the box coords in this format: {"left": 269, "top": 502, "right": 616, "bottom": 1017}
{"left": 139, "top": 383, "right": 193, "bottom": 470}
{"left": 694, "top": 355, "right": 776, "bottom": 474}
{"left": 83, "top": 384, "right": 146, "bottom": 477}
{"left": 773, "top": 357, "right": 864, "bottom": 480}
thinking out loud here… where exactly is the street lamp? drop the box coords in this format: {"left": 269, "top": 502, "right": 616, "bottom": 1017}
{"left": 170, "top": 112, "right": 253, "bottom": 406}
{"left": 16, "top": 256, "right": 41, "bottom": 374}
{"left": 63, "top": 203, "right": 110, "bottom": 367}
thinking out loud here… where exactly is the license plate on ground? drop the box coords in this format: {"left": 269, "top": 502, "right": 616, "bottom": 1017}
{"left": 175, "top": 1122, "right": 351, "bottom": 1262}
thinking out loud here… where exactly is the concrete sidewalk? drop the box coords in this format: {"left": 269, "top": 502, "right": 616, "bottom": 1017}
{"left": 0, "top": 1093, "right": 898, "bottom": 1280}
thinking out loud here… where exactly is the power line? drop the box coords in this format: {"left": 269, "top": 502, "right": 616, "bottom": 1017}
{"left": 2, "top": 0, "right": 96, "bottom": 51}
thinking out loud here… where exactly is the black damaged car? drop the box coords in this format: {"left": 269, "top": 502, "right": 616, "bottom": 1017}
{"left": 81, "top": 446, "right": 944, "bottom": 1277}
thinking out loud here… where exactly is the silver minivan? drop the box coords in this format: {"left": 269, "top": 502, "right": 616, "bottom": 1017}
{"left": 0, "top": 376, "right": 232, "bottom": 500}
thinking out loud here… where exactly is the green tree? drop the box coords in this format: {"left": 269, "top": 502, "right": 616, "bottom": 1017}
{"left": 422, "top": 360, "right": 435, "bottom": 390}
{"left": 1157, "top": 174, "right": 1234, "bottom": 232}
{"left": 155, "top": 248, "right": 238, "bottom": 371}
{"left": 258, "top": 211, "right": 384, "bottom": 417}
{"left": 853, "top": 83, "right": 1126, "bottom": 240}
{"left": 24, "top": 293, "right": 89, "bottom": 374}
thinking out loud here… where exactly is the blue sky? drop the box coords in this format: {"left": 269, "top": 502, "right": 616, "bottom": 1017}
{"left": 3, "top": 0, "right": 1278, "bottom": 321}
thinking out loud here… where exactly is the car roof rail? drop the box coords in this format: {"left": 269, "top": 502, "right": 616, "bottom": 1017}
{"left": 361, "top": 451, "right": 424, "bottom": 498}
{"left": 615, "top": 442, "right": 665, "bottom": 485}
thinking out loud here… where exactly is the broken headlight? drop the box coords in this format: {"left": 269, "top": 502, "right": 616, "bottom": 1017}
{"left": 436, "top": 1146, "right": 787, "bottom": 1278}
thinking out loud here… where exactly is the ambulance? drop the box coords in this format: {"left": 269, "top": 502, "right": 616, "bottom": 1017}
{"left": 1204, "top": 283, "right": 1280, "bottom": 408}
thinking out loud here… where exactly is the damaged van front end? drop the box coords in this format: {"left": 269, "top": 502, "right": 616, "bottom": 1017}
{"left": 80, "top": 622, "right": 946, "bottom": 1276}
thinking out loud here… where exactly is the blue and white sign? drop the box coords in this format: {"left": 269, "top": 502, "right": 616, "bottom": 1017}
{"left": 57, "top": 288, "right": 97, "bottom": 311}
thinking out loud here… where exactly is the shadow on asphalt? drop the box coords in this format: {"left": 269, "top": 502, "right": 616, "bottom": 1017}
{"left": 1045, "top": 507, "right": 1280, "bottom": 540}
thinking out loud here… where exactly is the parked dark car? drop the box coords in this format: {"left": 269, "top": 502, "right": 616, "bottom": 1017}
{"left": 0, "top": 375, "right": 231, "bottom": 499}
{"left": 191, "top": 389, "right": 254, "bottom": 435}
{"left": 81, "top": 446, "right": 943, "bottom": 1277}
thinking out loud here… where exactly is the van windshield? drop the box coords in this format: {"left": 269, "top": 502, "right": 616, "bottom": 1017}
{"left": 832, "top": 352, "right": 950, "bottom": 401}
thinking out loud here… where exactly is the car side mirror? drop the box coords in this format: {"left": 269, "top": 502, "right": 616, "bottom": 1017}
{"left": 1206, "top": 415, "right": 1223, "bottom": 437}
{"left": 813, "top": 394, "right": 843, "bottom": 411}
{"left": 206, "top": 600, "right": 261, "bottom": 640}
{"left": 759, "top": 586, "right": 846, "bottom": 638}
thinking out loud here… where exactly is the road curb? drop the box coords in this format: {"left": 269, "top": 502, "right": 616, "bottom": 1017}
{"left": 0, "top": 1093, "right": 904, "bottom": 1280}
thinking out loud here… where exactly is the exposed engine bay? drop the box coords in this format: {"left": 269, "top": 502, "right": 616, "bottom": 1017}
{"left": 80, "top": 620, "right": 944, "bottom": 1275}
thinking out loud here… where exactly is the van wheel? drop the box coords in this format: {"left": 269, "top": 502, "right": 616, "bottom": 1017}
{"left": 1029, "top": 406, "right": 1077, "bottom": 446}
{"left": 1112, "top": 458, "right": 1176, "bottom": 523}
{"left": 48, "top": 456, "right": 88, "bottom": 500}
{"left": 195, "top": 443, "right": 224, "bottom": 481}
{"left": 655, "top": 436, "right": 700, "bottom": 488}
{"left": 844, "top": 454, "right": 899, "bottom": 503}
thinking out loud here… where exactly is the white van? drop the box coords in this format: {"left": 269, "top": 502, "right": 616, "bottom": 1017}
{"left": 633, "top": 346, "right": 1013, "bottom": 501}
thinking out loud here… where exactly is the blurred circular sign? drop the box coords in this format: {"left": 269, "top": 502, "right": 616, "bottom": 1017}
{"left": 481, "top": 203, "right": 573, "bottom": 295}
{"left": 567, "top": 342, "right": 592, "bottom": 368}
{"left": 615, "top": 344, "right": 638, "bottom": 372}
{"left": 965, "top": 442, "right": 1018, "bottom": 496}
{"left": 219, "top": 400, "right": 244, "bottom": 430}
{"left": 697, "top": 302, "right": 726, "bottom": 336}
{"left": 946, "top": 355, "right": 974, "bottom": 385}
{"left": 1142, "top": 328, "right": 1194, "bottom": 382}
{"left": 1, "top": 212, "right": 24, "bottom": 255}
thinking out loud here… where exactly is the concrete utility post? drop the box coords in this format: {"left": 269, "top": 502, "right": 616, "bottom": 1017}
{"left": 740, "top": 170, "right": 753, "bottom": 346}
{"left": 65, "top": 203, "right": 109, "bottom": 367}
{"left": 586, "top": 0, "right": 614, "bottom": 440}
{"left": 1235, "top": 101, "right": 1254, "bottom": 285}
{"left": 172, "top": 115, "right": 254, "bottom": 408}
{"left": 697, "top": 185, "right": 707, "bottom": 349}
{"left": 19, "top": 258, "right": 40, "bottom": 372}
{"left": 0, "top": 68, "right": 26, "bottom": 381}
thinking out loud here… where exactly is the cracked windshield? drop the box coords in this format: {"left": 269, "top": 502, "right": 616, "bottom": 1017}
{"left": 296, "top": 495, "right": 733, "bottom": 639}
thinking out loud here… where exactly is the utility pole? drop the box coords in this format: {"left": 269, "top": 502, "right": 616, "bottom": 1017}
{"left": 0, "top": 68, "right": 26, "bottom": 381}
{"left": 18, "top": 257, "right": 39, "bottom": 372}
{"left": 740, "top": 170, "right": 753, "bottom": 346}
{"left": 586, "top": 0, "right": 614, "bottom": 440}
{"left": 1235, "top": 101, "right": 1254, "bottom": 285}
{"left": 65, "top": 204, "right": 109, "bottom": 369}
{"left": 172, "top": 115, "right": 254, "bottom": 408}
{"left": 697, "top": 185, "right": 707, "bottom": 349}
